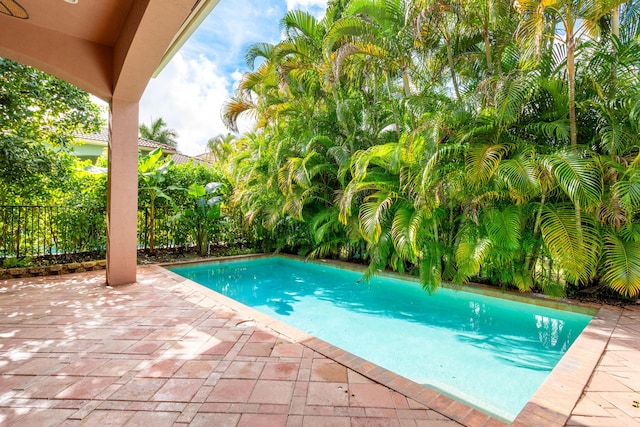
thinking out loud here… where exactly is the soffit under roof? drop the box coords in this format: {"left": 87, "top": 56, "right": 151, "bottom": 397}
{"left": 0, "top": 0, "right": 216, "bottom": 102}
{"left": 2, "top": 0, "right": 136, "bottom": 47}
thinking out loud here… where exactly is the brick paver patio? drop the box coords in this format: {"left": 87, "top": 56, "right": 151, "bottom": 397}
{"left": 567, "top": 305, "right": 640, "bottom": 426}
{"left": 1, "top": 260, "right": 638, "bottom": 426}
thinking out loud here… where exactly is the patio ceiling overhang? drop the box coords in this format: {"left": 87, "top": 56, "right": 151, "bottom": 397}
{"left": 0, "top": 0, "right": 220, "bottom": 285}
{"left": 0, "top": 0, "right": 220, "bottom": 102}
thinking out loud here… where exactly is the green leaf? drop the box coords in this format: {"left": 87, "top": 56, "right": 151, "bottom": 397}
{"left": 420, "top": 244, "right": 443, "bottom": 294}
{"left": 359, "top": 192, "right": 394, "bottom": 242}
{"left": 455, "top": 237, "right": 492, "bottom": 283}
{"left": 466, "top": 143, "right": 508, "bottom": 186}
{"left": 544, "top": 151, "right": 602, "bottom": 208}
{"left": 602, "top": 232, "right": 640, "bottom": 297}
{"left": 485, "top": 205, "right": 521, "bottom": 251}
{"left": 539, "top": 204, "right": 599, "bottom": 284}
{"left": 188, "top": 183, "right": 206, "bottom": 198}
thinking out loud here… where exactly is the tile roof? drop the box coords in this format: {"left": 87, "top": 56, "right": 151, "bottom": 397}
{"left": 75, "top": 129, "right": 177, "bottom": 153}
{"left": 75, "top": 129, "right": 213, "bottom": 166}
{"left": 170, "top": 152, "right": 213, "bottom": 166}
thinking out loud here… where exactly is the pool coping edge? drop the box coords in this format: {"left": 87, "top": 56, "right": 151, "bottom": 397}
{"left": 511, "top": 305, "right": 621, "bottom": 426}
{"left": 160, "top": 254, "right": 618, "bottom": 426}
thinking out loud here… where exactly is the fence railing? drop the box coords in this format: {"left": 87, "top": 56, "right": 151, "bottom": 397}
{"left": 0, "top": 205, "right": 197, "bottom": 261}
{"left": 137, "top": 206, "right": 189, "bottom": 251}
{"left": 0, "top": 205, "right": 106, "bottom": 259}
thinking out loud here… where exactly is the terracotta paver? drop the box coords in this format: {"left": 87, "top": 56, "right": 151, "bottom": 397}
{"left": 206, "top": 378, "right": 257, "bottom": 403}
{"left": 1, "top": 260, "right": 637, "bottom": 426}
{"left": 222, "top": 361, "right": 265, "bottom": 379}
{"left": 566, "top": 306, "right": 640, "bottom": 427}
{"left": 151, "top": 378, "right": 205, "bottom": 402}
{"left": 17, "top": 376, "right": 75, "bottom": 400}
{"left": 261, "top": 362, "right": 299, "bottom": 381}
{"left": 108, "top": 377, "right": 166, "bottom": 401}
{"left": 249, "top": 380, "right": 294, "bottom": 404}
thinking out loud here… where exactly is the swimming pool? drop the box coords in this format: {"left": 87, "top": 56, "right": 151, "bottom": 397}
{"left": 168, "top": 256, "right": 593, "bottom": 422}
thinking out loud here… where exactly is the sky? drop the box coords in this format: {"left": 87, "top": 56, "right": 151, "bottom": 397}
{"left": 137, "top": 0, "right": 328, "bottom": 156}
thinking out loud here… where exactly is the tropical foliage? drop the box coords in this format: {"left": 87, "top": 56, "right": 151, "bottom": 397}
{"left": 138, "top": 148, "right": 175, "bottom": 255}
{"left": 1, "top": 62, "right": 249, "bottom": 263}
{"left": 0, "top": 58, "right": 103, "bottom": 203}
{"left": 221, "top": 0, "right": 640, "bottom": 297}
{"left": 173, "top": 182, "right": 223, "bottom": 256}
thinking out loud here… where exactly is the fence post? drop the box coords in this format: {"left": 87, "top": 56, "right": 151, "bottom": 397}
{"left": 15, "top": 206, "right": 21, "bottom": 259}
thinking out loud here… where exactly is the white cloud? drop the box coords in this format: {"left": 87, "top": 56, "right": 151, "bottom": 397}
{"left": 285, "top": 0, "right": 327, "bottom": 11}
{"left": 231, "top": 70, "right": 244, "bottom": 83}
{"left": 181, "top": 0, "right": 286, "bottom": 78}
{"left": 139, "top": 53, "right": 231, "bottom": 156}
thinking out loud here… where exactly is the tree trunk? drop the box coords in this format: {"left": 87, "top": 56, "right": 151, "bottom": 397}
{"left": 199, "top": 229, "right": 208, "bottom": 256}
{"left": 195, "top": 223, "right": 207, "bottom": 257}
{"left": 482, "top": 22, "right": 494, "bottom": 77}
{"left": 385, "top": 71, "right": 402, "bottom": 140}
{"left": 446, "top": 40, "right": 461, "bottom": 100}
{"left": 402, "top": 65, "right": 411, "bottom": 97}
{"left": 567, "top": 37, "right": 577, "bottom": 147}
{"left": 527, "top": 191, "right": 546, "bottom": 276}
{"left": 610, "top": 6, "right": 620, "bottom": 97}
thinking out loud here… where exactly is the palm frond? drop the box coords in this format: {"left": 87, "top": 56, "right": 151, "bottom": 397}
{"left": 540, "top": 204, "right": 600, "bottom": 284}
{"left": 496, "top": 148, "right": 541, "bottom": 203}
{"left": 281, "top": 9, "right": 323, "bottom": 40}
{"left": 222, "top": 96, "right": 257, "bottom": 133}
{"left": 419, "top": 244, "right": 443, "bottom": 294}
{"left": 613, "top": 165, "right": 640, "bottom": 213}
{"left": 245, "top": 43, "right": 275, "bottom": 70}
{"left": 544, "top": 151, "right": 602, "bottom": 208}
{"left": 390, "top": 203, "right": 422, "bottom": 262}
{"left": 454, "top": 237, "right": 492, "bottom": 284}
{"left": 362, "top": 228, "right": 394, "bottom": 282}
{"left": 494, "top": 72, "right": 535, "bottom": 124}
{"left": 513, "top": 267, "right": 534, "bottom": 292}
{"left": 602, "top": 231, "right": 640, "bottom": 297}
{"left": 359, "top": 191, "right": 394, "bottom": 242}
{"left": 485, "top": 205, "right": 522, "bottom": 251}
{"left": 465, "top": 143, "right": 508, "bottom": 186}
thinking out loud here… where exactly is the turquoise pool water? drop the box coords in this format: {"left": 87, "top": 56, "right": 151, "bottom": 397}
{"left": 169, "top": 256, "right": 593, "bottom": 422}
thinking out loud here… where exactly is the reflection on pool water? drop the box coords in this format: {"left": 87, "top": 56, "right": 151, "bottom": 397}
{"left": 169, "top": 256, "right": 593, "bottom": 422}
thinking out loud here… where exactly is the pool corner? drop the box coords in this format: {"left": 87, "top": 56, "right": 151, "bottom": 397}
{"left": 512, "top": 305, "right": 622, "bottom": 426}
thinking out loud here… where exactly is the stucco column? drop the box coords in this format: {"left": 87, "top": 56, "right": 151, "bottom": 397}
{"left": 106, "top": 99, "right": 139, "bottom": 285}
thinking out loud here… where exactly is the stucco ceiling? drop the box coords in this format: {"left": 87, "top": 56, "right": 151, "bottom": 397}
{"left": 4, "top": 0, "right": 136, "bottom": 46}
{"left": 0, "top": 0, "right": 217, "bottom": 102}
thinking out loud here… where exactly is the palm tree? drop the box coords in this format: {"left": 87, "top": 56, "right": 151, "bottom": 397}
{"left": 206, "top": 133, "right": 238, "bottom": 163}
{"left": 139, "top": 117, "right": 179, "bottom": 148}
{"left": 514, "top": 0, "right": 627, "bottom": 147}
{"left": 219, "top": 0, "right": 640, "bottom": 298}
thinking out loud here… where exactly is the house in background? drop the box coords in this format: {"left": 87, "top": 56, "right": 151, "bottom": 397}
{"left": 74, "top": 129, "right": 212, "bottom": 166}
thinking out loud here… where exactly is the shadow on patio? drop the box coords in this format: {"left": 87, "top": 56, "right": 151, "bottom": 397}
{"left": 2, "top": 265, "right": 638, "bottom": 426}
{"left": 0, "top": 265, "right": 487, "bottom": 426}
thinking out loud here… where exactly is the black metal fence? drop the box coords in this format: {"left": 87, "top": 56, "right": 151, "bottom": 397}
{"left": 0, "top": 205, "right": 195, "bottom": 261}
{"left": 0, "top": 205, "right": 106, "bottom": 260}
{"left": 137, "top": 206, "right": 188, "bottom": 251}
